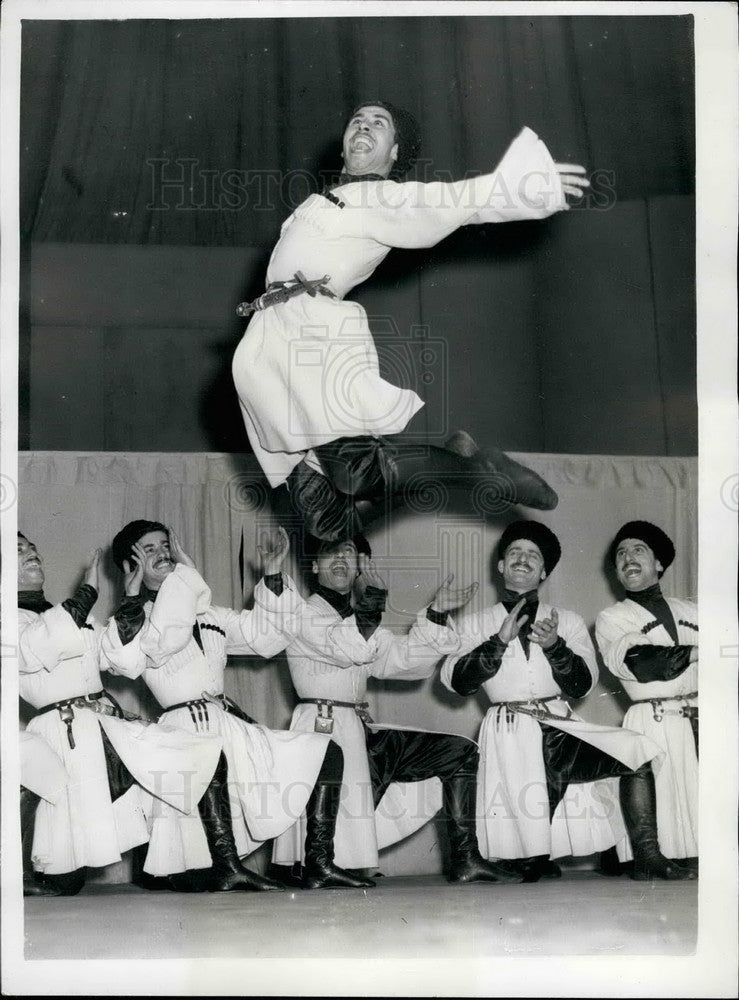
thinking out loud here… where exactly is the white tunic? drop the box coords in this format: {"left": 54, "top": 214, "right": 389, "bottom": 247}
{"left": 233, "top": 127, "right": 567, "bottom": 487}
{"left": 102, "top": 565, "right": 332, "bottom": 874}
{"left": 595, "top": 596, "right": 698, "bottom": 859}
{"left": 269, "top": 582, "right": 464, "bottom": 869}
{"left": 20, "top": 730, "right": 68, "bottom": 804}
{"left": 441, "top": 602, "right": 660, "bottom": 861}
{"left": 19, "top": 603, "right": 221, "bottom": 876}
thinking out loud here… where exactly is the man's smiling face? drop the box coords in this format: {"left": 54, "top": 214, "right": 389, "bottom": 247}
{"left": 342, "top": 105, "right": 398, "bottom": 178}
{"left": 18, "top": 534, "right": 45, "bottom": 590}
{"left": 614, "top": 538, "right": 663, "bottom": 592}
{"left": 498, "top": 539, "right": 546, "bottom": 593}
{"left": 313, "top": 540, "right": 359, "bottom": 595}
{"left": 136, "top": 530, "right": 175, "bottom": 590}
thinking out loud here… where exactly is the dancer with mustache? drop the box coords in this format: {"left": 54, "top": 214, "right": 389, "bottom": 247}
{"left": 103, "top": 520, "right": 373, "bottom": 890}
{"left": 265, "top": 532, "right": 523, "bottom": 886}
{"left": 232, "top": 101, "right": 590, "bottom": 541}
{"left": 440, "top": 521, "right": 676, "bottom": 882}
{"left": 596, "top": 521, "right": 698, "bottom": 879}
{"left": 17, "top": 532, "right": 223, "bottom": 896}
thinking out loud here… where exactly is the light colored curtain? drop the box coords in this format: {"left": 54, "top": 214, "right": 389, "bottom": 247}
{"left": 17, "top": 450, "right": 697, "bottom": 875}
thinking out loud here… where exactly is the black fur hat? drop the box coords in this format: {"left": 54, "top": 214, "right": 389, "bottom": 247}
{"left": 498, "top": 521, "right": 562, "bottom": 576}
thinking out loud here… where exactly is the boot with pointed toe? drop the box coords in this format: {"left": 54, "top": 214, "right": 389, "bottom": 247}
{"left": 198, "top": 753, "right": 285, "bottom": 892}
{"left": 620, "top": 766, "right": 696, "bottom": 881}
{"left": 444, "top": 430, "right": 559, "bottom": 511}
{"left": 302, "top": 783, "right": 375, "bottom": 890}
{"left": 444, "top": 774, "right": 524, "bottom": 885}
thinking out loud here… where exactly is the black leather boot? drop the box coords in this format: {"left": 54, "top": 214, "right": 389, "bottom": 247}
{"left": 515, "top": 855, "right": 563, "bottom": 882}
{"left": 20, "top": 787, "right": 63, "bottom": 897}
{"left": 620, "top": 766, "right": 695, "bottom": 881}
{"left": 198, "top": 754, "right": 285, "bottom": 892}
{"left": 444, "top": 430, "right": 558, "bottom": 511}
{"left": 598, "top": 845, "right": 625, "bottom": 877}
{"left": 444, "top": 774, "right": 524, "bottom": 884}
{"left": 302, "top": 783, "right": 375, "bottom": 889}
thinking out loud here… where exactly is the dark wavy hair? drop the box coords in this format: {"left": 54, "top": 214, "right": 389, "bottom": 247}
{"left": 111, "top": 519, "right": 168, "bottom": 572}
{"left": 348, "top": 101, "right": 421, "bottom": 179}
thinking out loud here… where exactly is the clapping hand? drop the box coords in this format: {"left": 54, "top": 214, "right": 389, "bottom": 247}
{"left": 430, "top": 573, "right": 479, "bottom": 615}
{"left": 498, "top": 597, "right": 529, "bottom": 644}
{"left": 529, "top": 608, "right": 559, "bottom": 650}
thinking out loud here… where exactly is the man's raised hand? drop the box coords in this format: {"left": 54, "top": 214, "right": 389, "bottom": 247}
{"left": 498, "top": 597, "right": 529, "bottom": 644}
{"left": 430, "top": 573, "right": 479, "bottom": 614}
{"left": 168, "top": 529, "right": 196, "bottom": 569}
{"left": 123, "top": 542, "right": 146, "bottom": 596}
{"left": 529, "top": 608, "right": 559, "bottom": 650}
{"left": 84, "top": 548, "right": 102, "bottom": 592}
{"left": 258, "top": 526, "right": 290, "bottom": 575}
{"left": 358, "top": 553, "right": 386, "bottom": 591}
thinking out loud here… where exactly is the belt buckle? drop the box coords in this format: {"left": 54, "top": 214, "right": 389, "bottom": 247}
{"left": 58, "top": 703, "right": 74, "bottom": 724}
{"left": 650, "top": 700, "right": 664, "bottom": 723}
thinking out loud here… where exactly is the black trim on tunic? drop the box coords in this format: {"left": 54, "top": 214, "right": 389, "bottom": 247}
{"left": 450, "top": 589, "right": 591, "bottom": 699}
{"left": 19, "top": 584, "right": 98, "bottom": 629}
{"left": 624, "top": 584, "right": 695, "bottom": 682}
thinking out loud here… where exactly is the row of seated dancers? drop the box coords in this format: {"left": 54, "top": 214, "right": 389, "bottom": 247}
{"left": 18, "top": 516, "right": 698, "bottom": 896}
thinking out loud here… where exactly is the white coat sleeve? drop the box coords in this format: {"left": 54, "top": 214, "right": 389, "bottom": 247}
{"left": 595, "top": 606, "right": 652, "bottom": 682}
{"left": 100, "top": 617, "right": 148, "bottom": 679}
{"left": 138, "top": 565, "right": 212, "bottom": 668}
{"left": 369, "top": 611, "right": 462, "bottom": 681}
{"left": 352, "top": 128, "right": 566, "bottom": 249}
{"left": 219, "top": 575, "right": 307, "bottom": 658}
{"left": 18, "top": 606, "right": 86, "bottom": 674}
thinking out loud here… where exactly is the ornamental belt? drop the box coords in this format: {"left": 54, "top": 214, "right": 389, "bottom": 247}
{"left": 490, "top": 695, "right": 571, "bottom": 725}
{"left": 298, "top": 697, "right": 374, "bottom": 734}
{"left": 631, "top": 691, "right": 698, "bottom": 723}
{"left": 236, "top": 272, "right": 335, "bottom": 318}
{"left": 36, "top": 690, "right": 146, "bottom": 749}
{"left": 160, "top": 692, "right": 257, "bottom": 729}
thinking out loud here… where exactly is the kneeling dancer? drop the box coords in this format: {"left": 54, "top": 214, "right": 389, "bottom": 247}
{"left": 441, "top": 521, "right": 672, "bottom": 881}
{"left": 103, "top": 520, "right": 371, "bottom": 890}
{"left": 17, "top": 532, "right": 221, "bottom": 896}
{"left": 266, "top": 533, "right": 522, "bottom": 885}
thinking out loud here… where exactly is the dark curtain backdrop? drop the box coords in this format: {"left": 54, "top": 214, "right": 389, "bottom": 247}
{"left": 20, "top": 15, "right": 694, "bottom": 247}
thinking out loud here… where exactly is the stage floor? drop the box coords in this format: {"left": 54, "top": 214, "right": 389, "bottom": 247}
{"left": 23, "top": 872, "right": 697, "bottom": 961}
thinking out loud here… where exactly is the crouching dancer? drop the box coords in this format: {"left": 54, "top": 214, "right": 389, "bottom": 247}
{"left": 265, "top": 533, "right": 522, "bottom": 885}
{"left": 440, "top": 521, "right": 670, "bottom": 882}
{"left": 102, "top": 520, "right": 371, "bottom": 890}
{"left": 17, "top": 532, "right": 221, "bottom": 896}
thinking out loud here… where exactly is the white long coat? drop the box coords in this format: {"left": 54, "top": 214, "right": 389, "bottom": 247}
{"left": 441, "top": 602, "right": 661, "bottom": 861}
{"left": 233, "top": 127, "right": 567, "bottom": 487}
{"left": 19, "top": 603, "right": 221, "bottom": 876}
{"left": 595, "top": 596, "right": 698, "bottom": 859}
{"left": 269, "top": 580, "right": 464, "bottom": 869}
{"left": 102, "top": 565, "right": 332, "bottom": 874}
